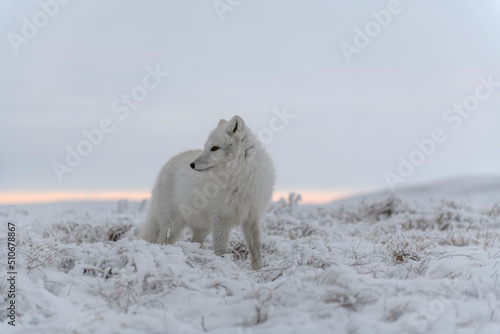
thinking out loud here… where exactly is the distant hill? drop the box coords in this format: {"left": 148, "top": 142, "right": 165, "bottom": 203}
{"left": 330, "top": 176, "right": 500, "bottom": 208}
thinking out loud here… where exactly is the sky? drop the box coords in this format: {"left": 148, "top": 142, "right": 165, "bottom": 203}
{"left": 1, "top": 0, "right": 500, "bottom": 204}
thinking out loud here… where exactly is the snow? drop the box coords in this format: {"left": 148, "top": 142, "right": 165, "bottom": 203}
{"left": 1, "top": 178, "right": 500, "bottom": 334}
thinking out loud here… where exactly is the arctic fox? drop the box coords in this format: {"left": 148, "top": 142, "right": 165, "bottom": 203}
{"left": 140, "top": 115, "right": 275, "bottom": 270}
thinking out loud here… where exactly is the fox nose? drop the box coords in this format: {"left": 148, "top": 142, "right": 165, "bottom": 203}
{"left": 190, "top": 162, "right": 195, "bottom": 169}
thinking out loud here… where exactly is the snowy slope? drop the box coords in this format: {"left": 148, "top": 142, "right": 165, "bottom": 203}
{"left": 332, "top": 176, "right": 500, "bottom": 208}
{"left": 1, "top": 178, "right": 500, "bottom": 334}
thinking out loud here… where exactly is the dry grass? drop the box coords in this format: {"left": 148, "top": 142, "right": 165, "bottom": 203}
{"left": 384, "top": 303, "right": 410, "bottom": 322}
{"left": 228, "top": 240, "right": 249, "bottom": 261}
{"left": 5, "top": 195, "right": 500, "bottom": 331}
{"left": 382, "top": 226, "right": 431, "bottom": 265}
{"left": 20, "top": 246, "right": 58, "bottom": 273}
{"left": 44, "top": 219, "right": 134, "bottom": 245}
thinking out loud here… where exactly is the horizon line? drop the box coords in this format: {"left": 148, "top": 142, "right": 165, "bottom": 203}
{"left": 0, "top": 190, "right": 357, "bottom": 206}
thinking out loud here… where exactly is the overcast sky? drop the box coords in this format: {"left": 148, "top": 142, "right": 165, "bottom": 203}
{"left": 1, "top": 0, "right": 500, "bottom": 203}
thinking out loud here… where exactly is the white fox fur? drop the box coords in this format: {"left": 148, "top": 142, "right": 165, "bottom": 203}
{"left": 140, "top": 115, "right": 275, "bottom": 270}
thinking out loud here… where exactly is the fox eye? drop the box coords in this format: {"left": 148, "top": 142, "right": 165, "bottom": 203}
{"left": 210, "top": 146, "right": 219, "bottom": 152}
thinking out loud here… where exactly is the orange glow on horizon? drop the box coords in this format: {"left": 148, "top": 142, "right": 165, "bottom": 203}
{"left": 0, "top": 191, "right": 151, "bottom": 205}
{"left": 0, "top": 190, "right": 353, "bottom": 206}
{"left": 272, "top": 191, "right": 353, "bottom": 204}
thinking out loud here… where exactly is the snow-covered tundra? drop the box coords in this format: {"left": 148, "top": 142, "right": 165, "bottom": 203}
{"left": 140, "top": 115, "right": 275, "bottom": 269}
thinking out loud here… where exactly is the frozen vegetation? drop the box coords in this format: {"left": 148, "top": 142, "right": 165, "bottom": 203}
{"left": 1, "top": 177, "right": 500, "bottom": 333}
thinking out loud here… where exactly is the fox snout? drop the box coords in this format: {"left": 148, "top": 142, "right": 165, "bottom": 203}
{"left": 190, "top": 161, "right": 211, "bottom": 172}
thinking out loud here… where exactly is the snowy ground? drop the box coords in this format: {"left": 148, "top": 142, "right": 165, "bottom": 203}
{"left": 1, "top": 177, "right": 500, "bottom": 334}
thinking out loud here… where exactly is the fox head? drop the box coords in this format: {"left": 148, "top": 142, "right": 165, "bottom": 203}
{"left": 190, "top": 115, "right": 255, "bottom": 172}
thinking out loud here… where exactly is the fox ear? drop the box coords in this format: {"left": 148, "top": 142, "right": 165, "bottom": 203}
{"left": 226, "top": 115, "right": 245, "bottom": 136}
{"left": 218, "top": 119, "right": 227, "bottom": 126}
